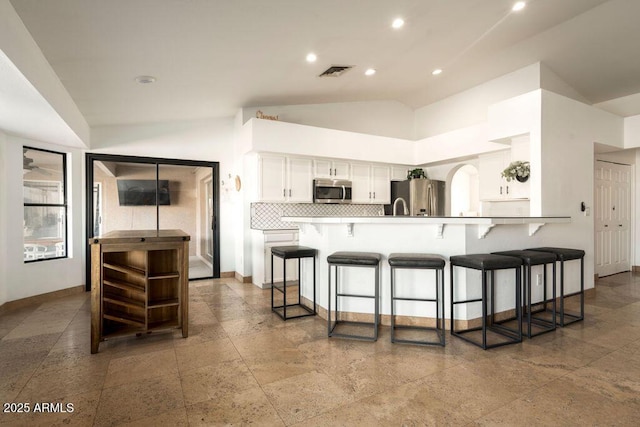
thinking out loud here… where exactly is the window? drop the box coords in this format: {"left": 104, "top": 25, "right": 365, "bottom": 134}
{"left": 23, "top": 147, "right": 67, "bottom": 262}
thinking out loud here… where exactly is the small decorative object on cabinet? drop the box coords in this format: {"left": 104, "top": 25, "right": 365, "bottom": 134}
{"left": 501, "top": 161, "right": 530, "bottom": 182}
{"left": 90, "top": 230, "right": 190, "bottom": 353}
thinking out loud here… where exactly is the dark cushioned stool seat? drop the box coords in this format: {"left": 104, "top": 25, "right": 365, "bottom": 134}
{"left": 327, "top": 251, "right": 381, "bottom": 266}
{"left": 270, "top": 245, "right": 317, "bottom": 321}
{"left": 388, "top": 253, "right": 446, "bottom": 269}
{"left": 450, "top": 253, "right": 523, "bottom": 349}
{"left": 493, "top": 250, "right": 557, "bottom": 266}
{"left": 526, "top": 247, "right": 585, "bottom": 326}
{"left": 493, "top": 250, "right": 558, "bottom": 338}
{"left": 327, "top": 251, "right": 381, "bottom": 341}
{"left": 450, "top": 254, "right": 522, "bottom": 270}
{"left": 527, "top": 247, "right": 585, "bottom": 261}
{"left": 388, "top": 253, "right": 446, "bottom": 346}
{"left": 271, "top": 246, "right": 317, "bottom": 259}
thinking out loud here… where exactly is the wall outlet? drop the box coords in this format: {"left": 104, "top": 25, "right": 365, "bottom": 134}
{"left": 536, "top": 274, "right": 542, "bottom": 286}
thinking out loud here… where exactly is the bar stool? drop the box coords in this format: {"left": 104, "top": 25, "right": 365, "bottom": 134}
{"left": 388, "top": 253, "right": 446, "bottom": 346}
{"left": 527, "top": 247, "right": 585, "bottom": 326}
{"left": 492, "top": 250, "right": 557, "bottom": 338}
{"left": 327, "top": 251, "right": 381, "bottom": 341}
{"left": 450, "top": 254, "right": 523, "bottom": 349}
{"left": 271, "top": 246, "right": 317, "bottom": 320}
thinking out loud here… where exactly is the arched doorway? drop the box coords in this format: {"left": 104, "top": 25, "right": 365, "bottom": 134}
{"left": 450, "top": 164, "right": 480, "bottom": 216}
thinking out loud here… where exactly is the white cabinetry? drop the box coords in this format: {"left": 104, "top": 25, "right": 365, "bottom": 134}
{"left": 257, "top": 154, "right": 313, "bottom": 202}
{"left": 313, "top": 159, "right": 350, "bottom": 179}
{"left": 479, "top": 151, "right": 509, "bottom": 201}
{"left": 479, "top": 146, "right": 529, "bottom": 201}
{"left": 251, "top": 229, "right": 299, "bottom": 289}
{"left": 390, "top": 165, "right": 409, "bottom": 181}
{"left": 351, "top": 163, "right": 391, "bottom": 204}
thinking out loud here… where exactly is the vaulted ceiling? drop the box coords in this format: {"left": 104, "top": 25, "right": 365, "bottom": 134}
{"left": 8, "top": 0, "right": 640, "bottom": 128}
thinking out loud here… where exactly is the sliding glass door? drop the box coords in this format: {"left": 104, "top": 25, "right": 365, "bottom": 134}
{"left": 158, "top": 164, "right": 215, "bottom": 279}
{"left": 86, "top": 154, "right": 220, "bottom": 288}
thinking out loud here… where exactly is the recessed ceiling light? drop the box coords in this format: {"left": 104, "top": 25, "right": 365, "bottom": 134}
{"left": 392, "top": 18, "right": 405, "bottom": 29}
{"left": 432, "top": 69, "right": 443, "bottom": 76}
{"left": 135, "top": 75, "right": 156, "bottom": 84}
{"left": 365, "top": 68, "right": 376, "bottom": 76}
{"left": 512, "top": 1, "right": 526, "bottom": 11}
{"left": 306, "top": 53, "right": 317, "bottom": 63}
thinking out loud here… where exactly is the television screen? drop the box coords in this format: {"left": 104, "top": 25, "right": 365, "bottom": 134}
{"left": 117, "top": 180, "right": 170, "bottom": 206}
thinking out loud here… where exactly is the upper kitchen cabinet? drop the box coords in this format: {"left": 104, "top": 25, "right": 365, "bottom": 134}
{"left": 257, "top": 154, "right": 313, "bottom": 203}
{"left": 390, "top": 165, "right": 410, "bottom": 181}
{"left": 313, "top": 159, "right": 350, "bottom": 180}
{"left": 351, "top": 163, "right": 391, "bottom": 204}
{"left": 479, "top": 150, "right": 509, "bottom": 201}
{"left": 478, "top": 136, "right": 530, "bottom": 201}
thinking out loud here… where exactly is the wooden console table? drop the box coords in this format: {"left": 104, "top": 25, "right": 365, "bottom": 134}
{"left": 90, "top": 230, "right": 190, "bottom": 353}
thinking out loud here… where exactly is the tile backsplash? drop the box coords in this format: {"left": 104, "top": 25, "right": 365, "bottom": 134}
{"left": 251, "top": 203, "right": 384, "bottom": 230}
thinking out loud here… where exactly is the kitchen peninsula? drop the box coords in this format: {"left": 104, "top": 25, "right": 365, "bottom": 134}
{"left": 283, "top": 215, "right": 572, "bottom": 324}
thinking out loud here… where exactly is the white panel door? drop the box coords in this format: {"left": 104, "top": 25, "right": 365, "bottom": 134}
{"left": 595, "top": 161, "right": 631, "bottom": 277}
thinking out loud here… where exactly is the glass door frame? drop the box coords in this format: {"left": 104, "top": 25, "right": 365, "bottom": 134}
{"left": 85, "top": 153, "right": 220, "bottom": 290}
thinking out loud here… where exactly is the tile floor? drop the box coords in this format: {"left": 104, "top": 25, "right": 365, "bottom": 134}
{"left": 1, "top": 273, "right": 640, "bottom": 426}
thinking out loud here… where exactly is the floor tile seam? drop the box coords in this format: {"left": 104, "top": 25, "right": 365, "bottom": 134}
{"left": 103, "top": 354, "right": 179, "bottom": 391}
{"left": 579, "top": 340, "right": 633, "bottom": 369}
{"left": 226, "top": 334, "right": 289, "bottom": 426}
{"left": 10, "top": 329, "right": 72, "bottom": 401}
{"left": 173, "top": 352, "right": 192, "bottom": 423}
{"left": 469, "top": 387, "right": 575, "bottom": 425}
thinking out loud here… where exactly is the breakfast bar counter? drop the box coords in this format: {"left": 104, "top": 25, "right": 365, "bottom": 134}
{"left": 282, "top": 215, "right": 576, "bottom": 323}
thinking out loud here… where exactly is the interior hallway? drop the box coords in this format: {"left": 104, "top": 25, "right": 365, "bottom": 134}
{"left": 1, "top": 273, "right": 640, "bottom": 426}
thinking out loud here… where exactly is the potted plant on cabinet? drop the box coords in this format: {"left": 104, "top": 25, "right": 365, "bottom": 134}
{"left": 407, "top": 168, "right": 427, "bottom": 180}
{"left": 501, "top": 161, "right": 530, "bottom": 182}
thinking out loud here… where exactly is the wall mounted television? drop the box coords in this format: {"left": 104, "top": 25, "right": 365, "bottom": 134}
{"left": 117, "top": 180, "right": 171, "bottom": 206}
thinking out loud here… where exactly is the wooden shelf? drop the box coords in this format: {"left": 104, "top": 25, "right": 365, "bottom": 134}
{"left": 149, "top": 272, "right": 180, "bottom": 280}
{"left": 148, "top": 319, "right": 180, "bottom": 330}
{"left": 104, "top": 309, "right": 145, "bottom": 328}
{"left": 103, "top": 262, "right": 146, "bottom": 278}
{"left": 91, "top": 230, "right": 189, "bottom": 353}
{"left": 148, "top": 298, "right": 179, "bottom": 309}
{"left": 102, "top": 325, "right": 146, "bottom": 339}
{"left": 104, "top": 293, "right": 145, "bottom": 310}
{"left": 103, "top": 278, "right": 145, "bottom": 295}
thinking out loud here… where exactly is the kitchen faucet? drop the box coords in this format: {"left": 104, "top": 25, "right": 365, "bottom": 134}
{"left": 392, "top": 197, "right": 409, "bottom": 216}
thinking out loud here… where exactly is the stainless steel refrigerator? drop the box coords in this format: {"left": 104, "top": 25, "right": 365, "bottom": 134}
{"left": 385, "top": 178, "right": 446, "bottom": 216}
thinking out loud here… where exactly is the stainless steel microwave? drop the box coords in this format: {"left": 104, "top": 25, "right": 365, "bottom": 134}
{"left": 313, "top": 179, "right": 352, "bottom": 203}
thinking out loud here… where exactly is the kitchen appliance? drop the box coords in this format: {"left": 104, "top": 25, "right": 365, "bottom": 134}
{"left": 313, "top": 179, "right": 352, "bottom": 204}
{"left": 384, "top": 178, "right": 445, "bottom": 216}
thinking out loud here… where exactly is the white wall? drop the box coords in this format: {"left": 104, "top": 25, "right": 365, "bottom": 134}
{"left": 242, "top": 100, "right": 415, "bottom": 140}
{"left": 246, "top": 118, "right": 416, "bottom": 165}
{"left": 0, "top": 134, "right": 84, "bottom": 304}
{"left": 414, "top": 123, "right": 504, "bottom": 165}
{"left": 0, "top": 132, "right": 8, "bottom": 305}
{"left": 622, "top": 115, "right": 640, "bottom": 267}
{"left": 540, "top": 90, "right": 624, "bottom": 287}
{"left": 91, "top": 117, "right": 237, "bottom": 274}
{"left": 624, "top": 114, "right": 640, "bottom": 149}
{"left": 414, "top": 63, "right": 541, "bottom": 139}
{"left": 0, "top": 0, "right": 88, "bottom": 147}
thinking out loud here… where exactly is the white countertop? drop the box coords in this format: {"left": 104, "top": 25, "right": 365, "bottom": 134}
{"left": 282, "top": 215, "right": 571, "bottom": 225}
{"left": 283, "top": 215, "right": 571, "bottom": 238}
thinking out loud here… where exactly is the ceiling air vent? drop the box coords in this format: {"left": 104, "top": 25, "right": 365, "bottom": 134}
{"left": 319, "top": 65, "right": 353, "bottom": 78}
